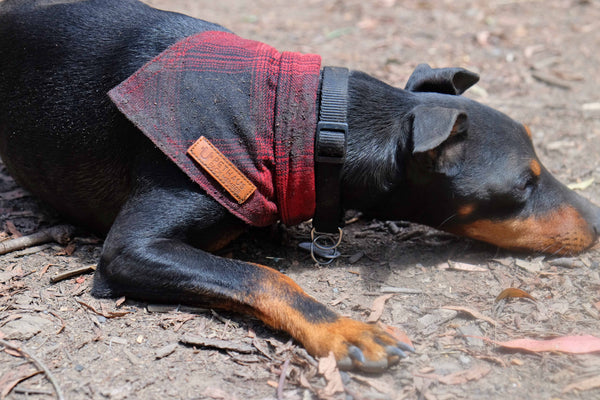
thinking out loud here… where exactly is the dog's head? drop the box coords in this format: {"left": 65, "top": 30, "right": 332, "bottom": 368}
{"left": 346, "top": 65, "right": 600, "bottom": 255}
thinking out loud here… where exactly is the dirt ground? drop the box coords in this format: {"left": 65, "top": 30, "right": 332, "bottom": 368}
{"left": 2, "top": 0, "right": 600, "bottom": 399}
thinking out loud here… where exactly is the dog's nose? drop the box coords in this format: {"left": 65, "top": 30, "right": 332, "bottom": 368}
{"left": 593, "top": 213, "right": 600, "bottom": 237}
{"left": 569, "top": 191, "right": 600, "bottom": 244}
{"left": 587, "top": 201, "right": 600, "bottom": 238}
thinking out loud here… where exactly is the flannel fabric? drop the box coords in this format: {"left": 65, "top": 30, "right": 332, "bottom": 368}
{"left": 109, "top": 31, "right": 321, "bottom": 226}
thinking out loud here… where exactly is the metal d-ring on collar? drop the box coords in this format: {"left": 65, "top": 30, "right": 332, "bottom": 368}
{"left": 309, "top": 227, "right": 343, "bottom": 265}
{"left": 309, "top": 66, "right": 349, "bottom": 264}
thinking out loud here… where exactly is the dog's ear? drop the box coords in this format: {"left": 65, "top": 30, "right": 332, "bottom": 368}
{"left": 411, "top": 105, "right": 468, "bottom": 176}
{"left": 405, "top": 64, "right": 479, "bottom": 95}
{"left": 411, "top": 106, "right": 467, "bottom": 153}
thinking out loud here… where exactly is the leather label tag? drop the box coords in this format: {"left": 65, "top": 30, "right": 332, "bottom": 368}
{"left": 187, "top": 136, "right": 256, "bottom": 204}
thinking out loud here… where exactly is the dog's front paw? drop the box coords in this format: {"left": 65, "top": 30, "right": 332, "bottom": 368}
{"left": 302, "top": 317, "right": 414, "bottom": 373}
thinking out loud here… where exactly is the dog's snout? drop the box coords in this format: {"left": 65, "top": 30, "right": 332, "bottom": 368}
{"left": 591, "top": 209, "right": 600, "bottom": 237}
{"left": 576, "top": 194, "right": 600, "bottom": 233}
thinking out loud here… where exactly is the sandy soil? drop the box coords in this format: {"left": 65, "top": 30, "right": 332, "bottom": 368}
{"left": 1, "top": 0, "right": 600, "bottom": 399}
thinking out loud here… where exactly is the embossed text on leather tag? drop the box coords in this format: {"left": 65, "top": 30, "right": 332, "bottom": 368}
{"left": 187, "top": 136, "right": 256, "bottom": 204}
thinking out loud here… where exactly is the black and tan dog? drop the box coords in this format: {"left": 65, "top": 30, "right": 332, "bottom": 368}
{"left": 1, "top": 0, "right": 599, "bottom": 372}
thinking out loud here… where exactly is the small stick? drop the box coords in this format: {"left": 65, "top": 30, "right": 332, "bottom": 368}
{"left": 0, "top": 225, "right": 75, "bottom": 255}
{"left": 277, "top": 359, "right": 291, "bottom": 400}
{"left": 531, "top": 71, "right": 572, "bottom": 90}
{"left": 49, "top": 311, "right": 66, "bottom": 334}
{"left": 14, "top": 388, "right": 55, "bottom": 396}
{"left": 0, "top": 339, "right": 65, "bottom": 400}
{"left": 180, "top": 335, "right": 254, "bottom": 354}
{"left": 380, "top": 286, "right": 424, "bottom": 294}
{"left": 50, "top": 265, "right": 96, "bottom": 283}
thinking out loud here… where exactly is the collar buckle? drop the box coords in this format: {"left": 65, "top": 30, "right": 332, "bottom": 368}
{"left": 315, "top": 121, "right": 347, "bottom": 164}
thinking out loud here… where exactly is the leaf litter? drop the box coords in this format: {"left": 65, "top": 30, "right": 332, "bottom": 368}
{"left": 2, "top": 0, "right": 600, "bottom": 399}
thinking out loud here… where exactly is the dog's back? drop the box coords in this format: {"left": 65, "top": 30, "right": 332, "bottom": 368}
{"left": 0, "top": 0, "right": 227, "bottom": 232}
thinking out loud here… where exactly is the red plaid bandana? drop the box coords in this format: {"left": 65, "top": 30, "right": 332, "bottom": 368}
{"left": 109, "top": 31, "right": 321, "bottom": 226}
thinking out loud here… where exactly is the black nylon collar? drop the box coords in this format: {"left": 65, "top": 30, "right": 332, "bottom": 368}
{"left": 313, "top": 66, "right": 349, "bottom": 234}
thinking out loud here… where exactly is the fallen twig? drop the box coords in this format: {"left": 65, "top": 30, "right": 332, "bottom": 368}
{"left": 0, "top": 188, "right": 29, "bottom": 201}
{"left": 49, "top": 311, "right": 66, "bottom": 335}
{"left": 531, "top": 71, "right": 572, "bottom": 90}
{"left": 380, "top": 286, "right": 423, "bottom": 294}
{"left": 0, "top": 339, "right": 65, "bottom": 400}
{"left": 75, "top": 300, "right": 129, "bottom": 318}
{"left": 8, "top": 244, "right": 53, "bottom": 258}
{"left": 293, "top": 347, "right": 318, "bottom": 368}
{"left": 13, "top": 387, "right": 54, "bottom": 396}
{"left": 0, "top": 225, "right": 75, "bottom": 255}
{"left": 277, "top": 359, "right": 291, "bottom": 400}
{"left": 548, "top": 257, "right": 586, "bottom": 269}
{"left": 50, "top": 265, "right": 96, "bottom": 283}
{"left": 180, "top": 335, "right": 254, "bottom": 354}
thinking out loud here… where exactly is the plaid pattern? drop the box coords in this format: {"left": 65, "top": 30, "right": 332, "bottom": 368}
{"left": 109, "top": 31, "right": 321, "bottom": 226}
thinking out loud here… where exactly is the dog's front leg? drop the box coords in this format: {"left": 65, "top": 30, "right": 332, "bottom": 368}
{"left": 91, "top": 184, "right": 411, "bottom": 372}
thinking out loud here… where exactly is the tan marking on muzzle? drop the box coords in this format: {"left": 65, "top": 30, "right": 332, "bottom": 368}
{"left": 449, "top": 205, "right": 596, "bottom": 255}
{"left": 524, "top": 124, "right": 532, "bottom": 139}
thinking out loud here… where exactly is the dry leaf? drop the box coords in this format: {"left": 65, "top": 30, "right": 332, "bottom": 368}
{"left": 367, "top": 294, "right": 394, "bottom": 323}
{"left": 358, "top": 18, "right": 377, "bottom": 30}
{"left": 55, "top": 242, "right": 76, "bottom": 256}
{"left": 0, "top": 364, "right": 41, "bottom": 399}
{"left": 318, "top": 352, "right": 345, "bottom": 398}
{"left": 582, "top": 102, "right": 600, "bottom": 111}
{"left": 351, "top": 374, "right": 394, "bottom": 394}
{"left": 2, "top": 338, "right": 23, "bottom": 358}
{"left": 438, "top": 365, "right": 491, "bottom": 385}
{"left": 515, "top": 258, "right": 542, "bottom": 273}
{"left": 548, "top": 257, "right": 586, "bottom": 268}
{"left": 562, "top": 375, "right": 600, "bottom": 393}
{"left": 495, "top": 335, "right": 600, "bottom": 354}
{"left": 298, "top": 372, "right": 313, "bottom": 389}
{"left": 495, "top": 288, "right": 536, "bottom": 302}
{"left": 202, "top": 387, "right": 239, "bottom": 400}
{"left": 447, "top": 261, "right": 488, "bottom": 272}
{"left": 415, "top": 365, "right": 491, "bottom": 385}
{"left": 492, "top": 257, "right": 514, "bottom": 266}
{"left": 4, "top": 221, "right": 21, "bottom": 238}
{"left": 567, "top": 177, "right": 594, "bottom": 191}
{"left": 442, "top": 305, "right": 497, "bottom": 326}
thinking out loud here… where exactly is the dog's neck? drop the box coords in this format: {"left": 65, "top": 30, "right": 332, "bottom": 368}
{"left": 342, "top": 71, "right": 417, "bottom": 212}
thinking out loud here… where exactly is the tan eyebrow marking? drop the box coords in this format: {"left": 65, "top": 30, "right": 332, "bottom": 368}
{"left": 524, "top": 124, "right": 532, "bottom": 139}
{"left": 458, "top": 203, "right": 475, "bottom": 217}
{"left": 530, "top": 159, "right": 541, "bottom": 177}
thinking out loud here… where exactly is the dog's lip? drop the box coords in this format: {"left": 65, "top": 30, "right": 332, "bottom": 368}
{"left": 447, "top": 205, "right": 596, "bottom": 255}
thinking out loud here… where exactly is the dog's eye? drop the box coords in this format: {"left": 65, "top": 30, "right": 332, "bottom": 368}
{"left": 515, "top": 174, "right": 536, "bottom": 194}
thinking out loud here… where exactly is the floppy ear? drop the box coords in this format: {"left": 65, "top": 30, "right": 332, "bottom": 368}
{"left": 411, "top": 105, "right": 468, "bottom": 176}
{"left": 412, "top": 105, "right": 467, "bottom": 153}
{"left": 405, "top": 63, "right": 479, "bottom": 95}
